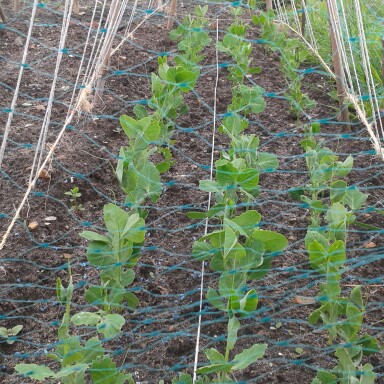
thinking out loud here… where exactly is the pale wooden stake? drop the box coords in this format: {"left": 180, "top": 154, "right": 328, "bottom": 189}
{"left": 0, "top": 4, "right": 7, "bottom": 22}
{"left": 73, "top": 0, "right": 79, "bottom": 15}
{"left": 156, "top": 0, "right": 162, "bottom": 8}
{"left": 167, "top": 0, "right": 177, "bottom": 30}
{"left": 381, "top": 36, "right": 384, "bottom": 125}
{"left": 326, "top": 0, "right": 350, "bottom": 131}
{"left": 13, "top": 0, "right": 20, "bottom": 12}
{"left": 93, "top": 0, "right": 121, "bottom": 108}
{"left": 301, "top": 0, "right": 307, "bottom": 37}
{"left": 266, "top": 0, "right": 273, "bottom": 11}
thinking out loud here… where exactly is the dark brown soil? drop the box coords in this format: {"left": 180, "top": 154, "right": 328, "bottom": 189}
{"left": 0, "top": 1, "right": 383, "bottom": 384}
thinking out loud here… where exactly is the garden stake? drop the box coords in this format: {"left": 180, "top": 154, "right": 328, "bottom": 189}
{"left": 167, "top": 0, "right": 177, "bottom": 30}
{"left": 301, "top": 0, "right": 307, "bottom": 37}
{"left": 73, "top": 0, "right": 79, "bottom": 15}
{"left": 326, "top": 0, "right": 351, "bottom": 131}
{"left": 266, "top": 0, "right": 272, "bottom": 11}
{"left": 13, "top": 0, "right": 20, "bottom": 12}
{"left": 0, "top": 4, "right": 6, "bottom": 23}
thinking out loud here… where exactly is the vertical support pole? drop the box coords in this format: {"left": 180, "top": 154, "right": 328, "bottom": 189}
{"left": 326, "top": 0, "right": 350, "bottom": 131}
{"left": 0, "top": 4, "right": 6, "bottom": 36}
{"left": 167, "top": 0, "right": 177, "bottom": 30}
{"left": 301, "top": 0, "right": 307, "bottom": 37}
{"left": 381, "top": 35, "right": 384, "bottom": 125}
{"left": 382, "top": 36, "right": 384, "bottom": 85}
{"left": 73, "top": 0, "right": 79, "bottom": 15}
{"left": 93, "top": 0, "right": 119, "bottom": 108}
{"left": 266, "top": 0, "right": 273, "bottom": 11}
{"left": 14, "top": 0, "right": 20, "bottom": 12}
{"left": 156, "top": 0, "right": 162, "bottom": 9}
{"left": 0, "top": 5, "right": 7, "bottom": 22}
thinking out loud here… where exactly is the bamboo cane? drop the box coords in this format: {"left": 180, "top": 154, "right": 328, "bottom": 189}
{"left": 13, "top": 0, "right": 20, "bottom": 12}
{"left": 0, "top": 4, "right": 7, "bottom": 23}
{"left": 326, "top": 0, "right": 350, "bottom": 130}
{"left": 266, "top": 0, "right": 273, "bottom": 11}
{"left": 167, "top": 0, "right": 177, "bottom": 30}
{"left": 301, "top": 0, "right": 307, "bottom": 37}
{"left": 73, "top": 0, "right": 79, "bottom": 15}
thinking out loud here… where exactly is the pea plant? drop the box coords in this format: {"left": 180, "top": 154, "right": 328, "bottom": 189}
{"left": 178, "top": 8, "right": 289, "bottom": 381}
{"left": 117, "top": 6, "right": 211, "bottom": 212}
{"left": 217, "top": 7, "right": 261, "bottom": 85}
{"left": 253, "top": 11, "right": 316, "bottom": 119}
{"left": 0, "top": 324, "right": 23, "bottom": 345}
{"left": 15, "top": 260, "right": 133, "bottom": 383}
{"left": 299, "top": 125, "right": 380, "bottom": 383}
{"left": 14, "top": 7, "right": 215, "bottom": 384}
{"left": 79, "top": 203, "right": 146, "bottom": 312}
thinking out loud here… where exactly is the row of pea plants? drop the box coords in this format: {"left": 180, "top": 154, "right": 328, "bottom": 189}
{"left": 178, "top": 8, "right": 288, "bottom": 383}
{"left": 299, "top": 123, "right": 380, "bottom": 383}
{"left": 253, "top": 10, "right": 316, "bottom": 120}
{"left": 14, "top": 6, "right": 212, "bottom": 383}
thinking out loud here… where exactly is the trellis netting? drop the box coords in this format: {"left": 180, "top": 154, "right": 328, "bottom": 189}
{"left": 0, "top": 0, "right": 383, "bottom": 383}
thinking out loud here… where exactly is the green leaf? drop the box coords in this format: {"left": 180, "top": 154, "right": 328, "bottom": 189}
{"left": 86, "top": 241, "right": 114, "bottom": 267}
{"left": 104, "top": 203, "right": 129, "bottom": 235}
{"left": 56, "top": 277, "right": 66, "bottom": 304}
{"left": 199, "top": 180, "right": 219, "bottom": 192}
{"left": 97, "top": 314, "right": 125, "bottom": 339}
{"left": 54, "top": 364, "right": 89, "bottom": 378}
{"left": 227, "top": 317, "right": 240, "bottom": 352}
{"left": 359, "top": 364, "right": 376, "bottom": 384}
{"left": 308, "top": 240, "right": 327, "bottom": 272}
{"left": 330, "top": 180, "right": 347, "bottom": 204}
{"left": 90, "top": 357, "right": 130, "bottom": 384}
{"left": 232, "top": 343, "right": 267, "bottom": 371}
{"left": 82, "top": 337, "right": 105, "bottom": 363}
{"left": 133, "top": 104, "right": 148, "bottom": 119}
{"left": 11, "top": 325, "right": 23, "bottom": 335}
{"left": 335, "top": 155, "right": 353, "bottom": 178}
{"left": 80, "top": 231, "right": 110, "bottom": 243}
{"left": 186, "top": 211, "right": 208, "bottom": 219}
{"left": 240, "top": 289, "right": 258, "bottom": 315}
{"left": 121, "top": 269, "right": 136, "bottom": 286}
{"left": 15, "top": 364, "right": 55, "bottom": 381}
{"left": 205, "top": 348, "right": 226, "bottom": 365}
{"left": 237, "top": 168, "right": 259, "bottom": 191}
{"left": 251, "top": 230, "right": 288, "bottom": 253}
{"left": 197, "top": 362, "right": 233, "bottom": 375}
{"left": 192, "top": 241, "right": 215, "bottom": 261}
{"left": 85, "top": 286, "right": 106, "bottom": 306}
{"left": 343, "top": 188, "right": 369, "bottom": 210}
{"left": 206, "top": 287, "right": 226, "bottom": 311}
{"left": 328, "top": 240, "right": 346, "bottom": 265}
{"left": 232, "top": 210, "right": 261, "bottom": 233}
{"left": 216, "top": 161, "right": 239, "bottom": 186}
{"left": 313, "top": 370, "right": 338, "bottom": 383}
{"left": 71, "top": 312, "right": 101, "bottom": 326}
{"left": 122, "top": 213, "right": 146, "bottom": 243}
{"left": 350, "top": 286, "right": 363, "bottom": 308}
{"left": 257, "top": 152, "right": 279, "bottom": 171}
{"left": 305, "top": 231, "right": 328, "bottom": 251}
{"left": 357, "top": 335, "right": 381, "bottom": 356}
{"left": 124, "top": 292, "right": 139, "bottom": 308}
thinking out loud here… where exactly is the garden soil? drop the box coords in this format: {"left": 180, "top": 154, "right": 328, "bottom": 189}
{"left": 0, "top": 1, "right": 383, "bottom": 383}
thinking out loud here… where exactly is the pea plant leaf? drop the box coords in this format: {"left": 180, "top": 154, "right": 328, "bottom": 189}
{"left": 97, "top": 314, "right": 125, "bottom": 339}
{"left": 15, "top": 364, "right": 55, "bottom": 381}
{"left": 231, "top": 343, "right": 267, "bottom": 371}
{"left": 71, "top": 312, "right": 102, "bottom": 326}
{"left": 342, "top": 188, "right": 369, "bottom": 210}
{"left": 206, "top": 287, "right": 226, "bottom": 311}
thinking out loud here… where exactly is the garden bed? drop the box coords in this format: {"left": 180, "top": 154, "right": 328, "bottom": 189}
{"left": 0, "top": 1, "right": 383, "bottom": 383}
